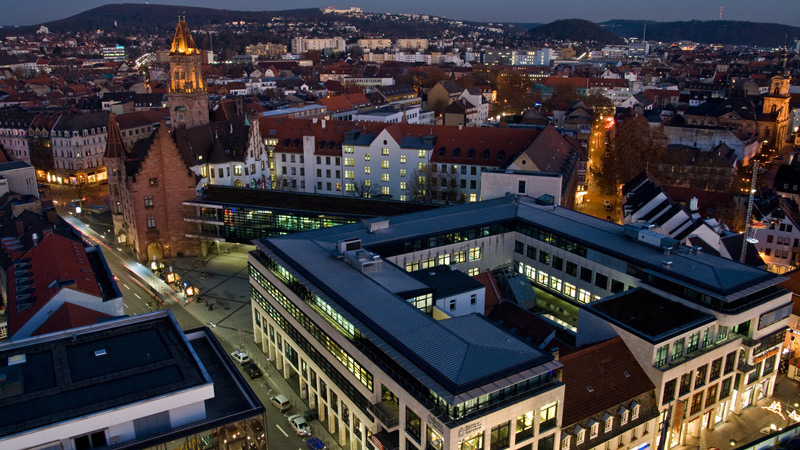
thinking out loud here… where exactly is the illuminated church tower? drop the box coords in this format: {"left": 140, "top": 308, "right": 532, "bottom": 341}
{"left": 167, "top": 17, "right": 209, "bottom": 130}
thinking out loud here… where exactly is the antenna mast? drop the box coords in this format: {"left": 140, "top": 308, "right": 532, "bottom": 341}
{"left": 719, "top": 6, "right": 723, "bottom": 20}
{"left": 740, "top": 161, "right": 758, "bottom": 264}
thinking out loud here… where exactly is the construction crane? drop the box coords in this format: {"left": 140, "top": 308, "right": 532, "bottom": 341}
{"left": 740, "top": 161, "right": 758, "bottom": 264}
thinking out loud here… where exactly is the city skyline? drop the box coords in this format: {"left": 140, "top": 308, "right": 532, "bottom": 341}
{"left": 2, "top": 0, "right": 800, "bottom": 27}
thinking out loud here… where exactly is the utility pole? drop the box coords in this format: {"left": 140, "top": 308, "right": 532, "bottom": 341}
{"left": 740, "top": 161, "right": 758, "bottom": 264}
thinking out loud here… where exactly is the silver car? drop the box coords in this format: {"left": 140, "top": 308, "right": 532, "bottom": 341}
{"left": 287, "top": 414, "right": 311, "bottom": 436}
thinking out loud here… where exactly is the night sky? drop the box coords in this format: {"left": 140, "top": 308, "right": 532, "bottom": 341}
{"left": 3, "top": 0, "right": 799, "bottom": 27}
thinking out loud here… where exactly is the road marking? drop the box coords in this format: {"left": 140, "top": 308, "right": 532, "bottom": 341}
{"left": 275, "top": 425, "right": 288, "bottom": 437}
{"left": 124, "top": 303, "right": 129, "bottom": 308}
{"left": 123, "top": 283, "right": 130, "bottom": 290}
{"left": 134, "top": 293, "right": 141, "bottom": 299}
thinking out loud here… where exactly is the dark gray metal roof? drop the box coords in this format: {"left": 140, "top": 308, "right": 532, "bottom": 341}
{"left": 261, "top": 235, "right": 556, "bottom": 400}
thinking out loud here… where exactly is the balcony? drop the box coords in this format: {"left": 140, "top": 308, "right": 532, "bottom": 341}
{"left": 368, "top": 400, "right": 399, "bottom": 430}
{"left": 656, "top": 334, "right": 742, "bottom": 372}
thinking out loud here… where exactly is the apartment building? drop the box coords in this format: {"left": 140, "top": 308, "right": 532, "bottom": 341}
{"left": 261, "top": 118, "right": 581, "bottom": 205}
{"left": 752, "top": 195, "right": 800, "bottom": 274}
{"left": 0, "top": 110, "right": 34, "bottom": 164}
{"left": 292, "top": 37, "right": 347, "bottom": 54}
{"left": 560, "top": 337, "right": 659, "bottom": 450}
{"left": 358, "top": 39, "right": 392, "bottom": 51}
{"left": 50, "top": 111, "right": 109, "bottom": 185}
{"left": 395, "top": 39, "right": 429, "bottom": 50}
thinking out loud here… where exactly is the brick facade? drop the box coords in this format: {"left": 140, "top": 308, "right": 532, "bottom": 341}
{"left": 125, "top": 122, "right": 197, "bottom": 263}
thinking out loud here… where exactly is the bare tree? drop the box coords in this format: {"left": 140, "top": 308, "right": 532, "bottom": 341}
{"left": 350, "top": 179, "right": 380, "bottom": 198}
{"left": 271, "top": 174, "right": 296, "bottom": 192}
{"left": 406, "top": 164, "right": 463, "bottom": 204}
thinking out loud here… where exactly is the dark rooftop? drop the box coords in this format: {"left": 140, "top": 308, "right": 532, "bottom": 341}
{"left": 587, "top": 288, "right": 715, "bottom": 342}
{"left": 0, "top": 312, "right": 208, "bottom": 438}
{"left": 198, "top": 185, "right": 439, "bottom": 218}
{"left": 408, "top": 265, "right": 484, "bottom": 299}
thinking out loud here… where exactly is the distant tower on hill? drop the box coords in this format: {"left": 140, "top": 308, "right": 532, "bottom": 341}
{"left": 167, "top": 17, "right": 209, "bottom": 131}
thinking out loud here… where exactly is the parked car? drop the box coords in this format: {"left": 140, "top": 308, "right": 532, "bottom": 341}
{"left": 245, "top": 361, "right": 262, "bottom": 379}
{"left": 230, "top": 349, "right": 250, "bottom": 365}
{"left": 287, "top": 414, "right": 311, "bottom": 436}
{"left": 271, "top": 394, "right": 292, "bottom": 412}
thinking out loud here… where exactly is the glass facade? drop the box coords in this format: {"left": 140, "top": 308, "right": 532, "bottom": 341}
{"left": 196, "top": 205, "right": 359, "bottom": 243}
{"left": 251, "top": 249, "right": 560, "bottom": 425}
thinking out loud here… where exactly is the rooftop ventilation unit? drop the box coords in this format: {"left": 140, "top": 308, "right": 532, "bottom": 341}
{"left": 8, "top": 354, "right": 26, "bottom": 366}
{"left": 94, "top": 349, "right": 107, "bottom": 357}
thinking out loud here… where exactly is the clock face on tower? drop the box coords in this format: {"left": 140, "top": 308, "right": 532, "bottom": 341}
{"left": 177, "top": 113, "right": 185, "bottom": 121}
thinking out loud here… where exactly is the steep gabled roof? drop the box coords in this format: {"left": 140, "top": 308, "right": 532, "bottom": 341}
{"left": 32, "top": 302, "right": 112, "bottom": 336}
{"left": 104, "top": 112, "right": 127, "bottom": 159}
{"left": 8, "top": 233, "right": 103, "bottom": 336}
{"left": 560, "top": 337, "right": 655, "bottom": 426}
{"left": 170, "top": 19, "right": 199, "bottom": 55}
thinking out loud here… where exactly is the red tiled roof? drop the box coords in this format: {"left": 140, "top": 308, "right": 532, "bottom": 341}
{"left": 114, "top": 108, "right": 168, "bottom": 131}
{"left": 560, "top": 337, "right": 655, "bottom": 426}
{"left": 32, "top": 302, "right": 112, "bottom": 336}
{"left": 8, "top": 233, "right": 103, "bottom": 336}
{"left": 474, "top": 270, "right": 502, "bottom": 315}
{"left": 541, "top": 76, "right": 589, "bottom": 89}
{"left": 104, "top": 113, "right": 126, "bottom": 158}
{"left": 260, "top": 117, "right": 386, "bottom": 156}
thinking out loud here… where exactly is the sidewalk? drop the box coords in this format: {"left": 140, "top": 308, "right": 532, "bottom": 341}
{"left": 679, "top": 377, "right": 800, "bottom": 450}
{"left": 167, "top": 244, "right": 344, "bottom": 450}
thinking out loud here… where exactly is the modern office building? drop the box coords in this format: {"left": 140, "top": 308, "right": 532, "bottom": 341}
{"left": 182, "top": 185, "right": 437, "bottom": 243}
{"left": 249, "top": 197, "right": 567, "bottom": 450}
{"left": 0, "top": 311, "right": 265, "bottom": 450}
{"left": 249, "top": 194, "right": 790, "bottom": 450}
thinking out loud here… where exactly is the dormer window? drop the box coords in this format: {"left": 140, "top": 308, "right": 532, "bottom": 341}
{"left": 589, "top": 420, "right": 599, "bottom": 439}
{"left": 631, "top": 402, "right": 640, "bottom": 420}
{"left": 561, "top": 434, "right": 571, "bottom": 450}
{"left": 603, "top": 412, "right": 613, "bottom": 432}
{"left": 619, "top": 406, "right": 629, "bottom": 425}
{"left": 575, "top": 427, "right": 585, "bottom": 445}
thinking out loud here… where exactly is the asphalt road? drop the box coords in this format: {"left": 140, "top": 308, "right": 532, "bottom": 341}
{"left": 63, "top": 209, "right": 319, "bottom": 450}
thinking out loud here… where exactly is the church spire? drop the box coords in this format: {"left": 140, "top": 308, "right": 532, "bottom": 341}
{"left": 170, "top": 16, "right": 198, "bottom": 55}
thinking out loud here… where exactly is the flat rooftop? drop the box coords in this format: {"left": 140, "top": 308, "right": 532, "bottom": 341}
{"left": 261, "top": 238, "right": 558, "bottom": 402}
{"left": 256, "top": 194, "right": 779, "bottom": 398}
{"left": 409, "top": 265, "right": 485, "bottom": 299}
{"left": 0, "top": 311, "right": 263, "bottom": 442}
{"left": 191, "top": 185, "right": 438, "bottom": 217}
{"left": 587, "top": 288, "right": 715, "bottom": 342}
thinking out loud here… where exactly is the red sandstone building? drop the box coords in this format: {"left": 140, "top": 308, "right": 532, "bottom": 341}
{"left": 104, "top": 19, "right": 206, "bottom": 263}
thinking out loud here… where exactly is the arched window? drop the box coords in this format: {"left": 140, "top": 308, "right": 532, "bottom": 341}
{"left": 234, "top": 180, "right": 243, "bottom": 187}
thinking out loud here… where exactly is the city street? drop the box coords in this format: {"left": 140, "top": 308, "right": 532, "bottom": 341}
{"left": 64, "top": 209, "right": 342, "bottom": 450}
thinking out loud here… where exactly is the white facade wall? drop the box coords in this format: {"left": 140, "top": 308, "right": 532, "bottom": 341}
{"left": 0, "top": 162, "right": 37, "bottom": 196}
{"left": 0, "top": 384, "right": 212, "bottom": 450}
{"left": 345, "top": 129, "right": 430, "bottom": 201}
{"left": 250, "top": 255, "right": 565, "bottom": 450}
{"left": 0, "top": 127, "right": 30, "bottom": 163}
{"left": 50, "top": 127, "right": 108, "bottom": 183}
{"left": 435, "top": 287, "right": 485, "bottom": 317}
{"left": 753, "top": 216, "right": 800, "bottom": 274}
{"left": 479, "top": 171, "right": 562, "bottom": 205}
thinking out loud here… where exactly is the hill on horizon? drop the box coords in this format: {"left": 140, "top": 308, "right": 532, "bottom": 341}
{"left": 529, "top": 19, "right": 625, "bottom": 45}
{"left": 0, "top": 3, "right": 325, "bottom": 36}
{"left": 602, "top": 19, "right": 800, "bottom": 47}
